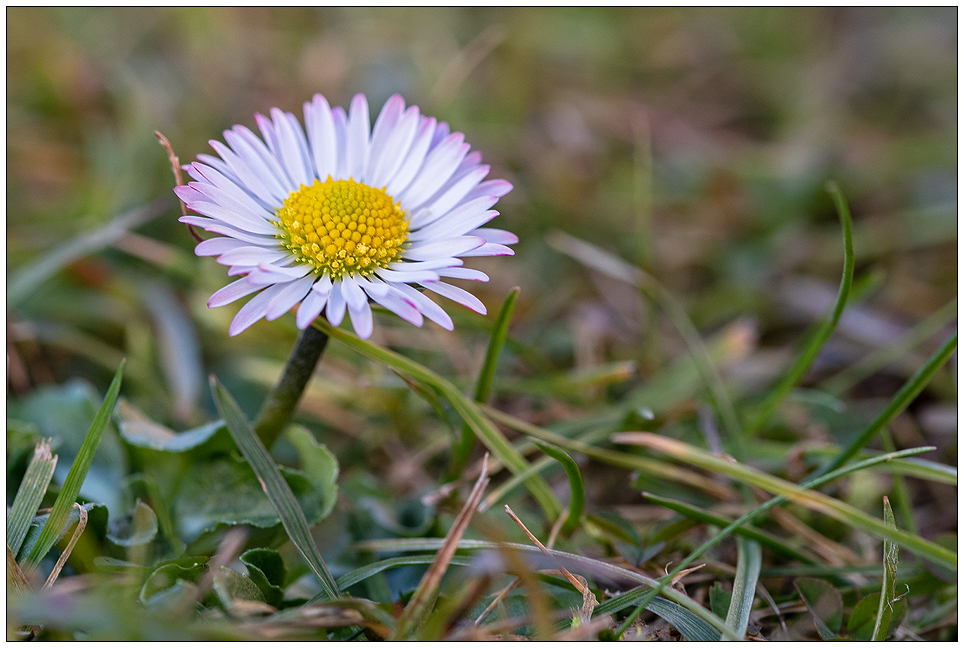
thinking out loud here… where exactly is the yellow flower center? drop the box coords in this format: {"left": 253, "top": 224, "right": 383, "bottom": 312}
{"left": 275, "top": 177, "right": 409, "bottom": 279}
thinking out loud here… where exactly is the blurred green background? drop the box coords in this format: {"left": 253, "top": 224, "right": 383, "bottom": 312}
{"left": 7, "top": 6, "right": 957, "bottom": 460}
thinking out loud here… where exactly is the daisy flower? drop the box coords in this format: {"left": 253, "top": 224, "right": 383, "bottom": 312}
{"left": 175, "top": 93, "right": 516, "bottom": 339}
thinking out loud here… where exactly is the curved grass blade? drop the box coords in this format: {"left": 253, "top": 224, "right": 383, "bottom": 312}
{"left": 873, "top": 496, "right": 899, "bottom": 641}
{"left": 532, "top": 440, "right": 585, "bottom": 535}
{"left": 450, "top": 287, "right": 519, "bottom": 476}
{"left": 725, "top": 538, "right": 761, "bottom": 639}
{"left": 313, "top": 320, "right": 561, "bottom": 520}
{"left": 355, "top": 537, "right": 740, "bottom": 640}
{"left": 7, "top": 440, "right": 57, "bottom": 556}
{"left": 642, "top": 492, "right": 820, "bottom": 568}
{"left": 608, "top": 443, "right": 948, "bottom": 637}
{"left": 615, "top": 434, "right": 955, "bottom": 571}
{"left": 820, "top": 329, "right": 957, "bottom": 476}
{"left": 210, "top": 376, "right": 339, "bottom": 600}
{"left": 335, "top": 555, "right": 475, "bottom": 593}
{"left": 748, "top": 181, "right": 854, "bottom": 435}
{"left": 24, "top": 361, "right": 125, "bottom": 572}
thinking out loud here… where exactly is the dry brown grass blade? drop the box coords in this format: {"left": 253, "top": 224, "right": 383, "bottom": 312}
{"left": 42, "top": 503, "right": 87, "bottom": 590}
{"left": 155, "top": 129, "right": 201, "bottom": 243}
{"left": 7, "top": 546, "right": 31, "bottom": 593}
{"left": 392, "top": 454, "right": 491, "bottom": 639}
{"left": 504, "top": 504, "right": 599, "bottom": 623}
{"left": 197, "top": 527, "right": 249, "bottom": 602}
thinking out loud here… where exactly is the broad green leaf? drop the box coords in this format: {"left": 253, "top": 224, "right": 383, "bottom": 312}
{"left": 795, "top": 577, "right": 843, "bottom": 639}
{"left": 709, "top": 582, "right": 731, "bottom": 619}
{"left": 7, "top": 440, "right": 57, "bottom": 555}
{"left": 213, "top": 566, "right": 266, "bottom": 607}
{"left": 241, "top": 548, "right": 287, "bottom": 607}
{"left": 25, "top": 362, "right": 125, "bottom": 570}
{"left": 117, "top": 406, "right": 231, "bottom": 455}
{"left": 106, "top": 499, "right": 158, "bottom": 547}
{"left": 139, "top": 557, "right": 208, "bottom": 608}
{"left": 286, "top": 425, "right": 339, "bottom": 521}
{"left": 848, "top": 593, "right": 907, "bottom": 641}
{"left": 174, "top": 456, "right": 323, "bottom": 542}
{"left": 210, "top": 377, "right": 339, "bottom": 600}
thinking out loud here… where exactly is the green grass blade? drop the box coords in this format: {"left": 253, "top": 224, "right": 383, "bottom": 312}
{"left": 355, "top": 536, "right": 739, "bottom": 640}
{"left": 210, "top": 376, "right": 339, "bottom": 600}
{"left": 749, "top": 181, "right": 854, "bottom": 434}
{"left": 24, "top": 361, "right": 125, "bottom": 571}
{"left": 642, "top": 492, "right": 820, "bottom": 568}
{"left": 725, "top": 538, "right": 761, "bottom": 639}
{"left": 334, "top": 555, "right": 475, "bottom": 593}
{"left": 821, "top": 329, "right": 957, "bottom": 476}
{"left": 873, "top": 496, "right": 899, "bottom": 641}
{"left": 532, "top": 440, "right": 585, "bottom": 535}
{"left": 7, "top": 440, "right": 58, "bottom": 556}
{"left": 616, "top": 434, "right": 956, "bottom": 571}
{"left": 313, "top": 320, "right": 561, "bottom": 520}
{"left": 451, "top": 287, "right": 519, "bottom": 476}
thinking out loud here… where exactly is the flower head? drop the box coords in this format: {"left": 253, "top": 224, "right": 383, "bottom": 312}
{"left": 175, "top": 94, "right": 516, "bottom": 338}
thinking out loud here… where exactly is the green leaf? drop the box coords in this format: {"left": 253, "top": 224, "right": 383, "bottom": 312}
{"left": 106, "top": 499, "right": 158, "bottom": 547}
{"left": 17, "top": 502, "right": 108, "bottom": 563}
{"left": 795, "top": 577, "right": 843, "bottom": 639}
{"left": 7, "top": 440, "right": 57, "bottom": 555}
{"left": 532, "top": 440, "right": 585, "bottom": 535}
{"left": 210, "top": 376, "right": 340, "bottom": 600}
{"left": 873, "top": 496, "right": 900, "bottom": 640}
{"left": 451, "top": 287, "right": 519, "bottom": 474}
{"left": 117, "top": 408, "right": 231, "bottom": 455}
{"left": 213, "top": 566, "right": 266, "bottom": 607}
{"left": 286, "top": 425, "right": 339, "bottom": 521}
{"left": 139, "top": 557, "right": 208, "bottom": 608}
{"left": 709, "top": 582, "right": 731, "bottom": 619}
{"left": 24, "top": 361, "right": 125, "bottom": 570}
{"left": 174, "top": 456, "right": 323, "bottom": 543}
{"left": 848, "top": 593, "right": 907, "bottom": 641}
{"left": 725, "top": 538, "right": 761, "bottom": 639}
{"left": 240, "top": 548, "right": 287, "bottom": 607}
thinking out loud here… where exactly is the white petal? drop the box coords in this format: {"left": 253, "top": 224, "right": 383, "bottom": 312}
{"left": 346, "top": 298, "right": 374, "bottom": 339}
{"left": 179, "top": 215, "right": 280, "bottom": 246}
{"left": 326, "top": 280, "right": 347, "bottom": 326}
{"left": 356, "top": 277, "right": 424, "bottom": 327}
{"left": 386, "top": 116, "right": 436, "bottom": 197}
{"left": 265, "top": 275, "right": 315, "bottom": 321}
{"left": 410, "top": 205, "right": 499, "bottom": 243}
{"left": 305, "top": 94, "right": 338, "bottom": 181}
{"left": 296, "top": 288, "right": 330, "bottom": 329}
{"left": 208, "top": 277, "right": 262, "bottom": 308}
{"left": 369, "top": 104, "right": 420, "bottom": 189}
{"left": 472, "top": 227, "right": 519, "bottom": 245}
{"left": 195, "top": 237, "right": 246, "bottom": 257}
{"left": 271, "top": 108, "right": 313, "bottom": 188}
{"left": 312, "top": 274, "right": 333, "bottom": 298}
{"left": 345, "top": 94, "right": 370, "bottom": 181}
{"left": 375, "top": 267, "right": 440, "bottom": 284}
{"left": 208, "top": 139, "right": 277, "bottom": 209}
{"left": 229, "top": 125, "right": 294, "bottom": 194}
{"left": 222, "top": 130, "right": 289, "bottom": 202}
{"left": 247, "top": 262, "right": 312, "bottom": 286}
{"left": 184, "top": 198, "right": 278, "bottom": 236}
{"left": 217, "top": 246, "right": 287, "bottom": 267}
{"left": 409, "top": 164, "right": 490, "bottom": 229}
{"left": 331, "top": 107, "right": 349, "bottom": 179}
{"left": 340, "top": 275, "right": 368, "bottom": 311}
{"left": 459, "top": 242, "right": 515, "bottom": 257}
{"left": 437, "top": 267, "right": 489, "bottom": 282}
{"left": 465, "top": 179, "right": 513, "bottom": 201}
{"left": 389, "top": 257, "right": 463, "bottom": 272}
{"left": 420, "top": 280, "right": 487, "bottom": 315}
{"left": 229, "top": 282, "right": 288, "bottom": 336}
{"left": 399, "top": 133, "right": 469, "bottom": 208}
{"left": 403, "top": 237, "right": 484, "bottom": 261}
{"left": 365, "top": 95, "right": 405, "bottom": 183}
{"left": 394, "top": 283, "right": 453, "bottom": 330}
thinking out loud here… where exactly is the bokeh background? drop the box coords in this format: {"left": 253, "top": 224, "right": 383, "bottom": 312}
{"left": 6, "top": 6, "right": 958, "bottom": 601}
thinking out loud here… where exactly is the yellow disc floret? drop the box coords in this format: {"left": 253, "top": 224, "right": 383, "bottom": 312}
{"left": 275, "top": 177, "right": 409, "bottom": 279}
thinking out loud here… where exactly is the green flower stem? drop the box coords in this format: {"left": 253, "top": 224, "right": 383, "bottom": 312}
{"left": 253, "top": 325, "right": 329, "bottom": 449}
